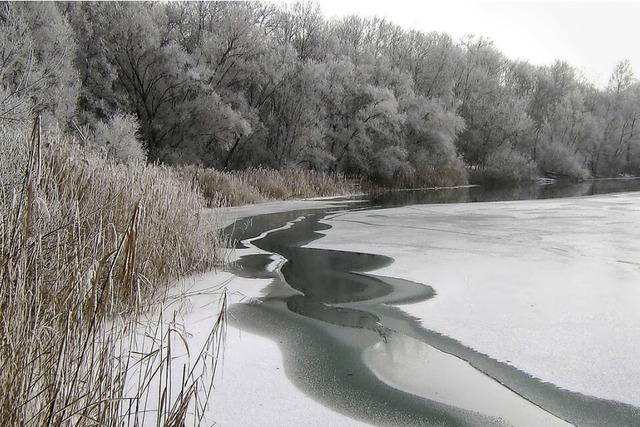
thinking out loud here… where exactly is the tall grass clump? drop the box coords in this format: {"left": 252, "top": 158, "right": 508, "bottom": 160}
{"left": 176, "top": 166, "right": 355, "bottom": 207}
{"left": 361, "top": 159, "right": 468, "bottom": 193}
{"left": 0, "top": 118, "right": 225, "bottom": 425}
{"left": 175, "top": 166, "right": 265, "bottom": 207}
{"left": 409, "top": 157, "right": 469, "bottom": 189}
{"left": 239, "top": 168, "right": 354, "bottom": 200}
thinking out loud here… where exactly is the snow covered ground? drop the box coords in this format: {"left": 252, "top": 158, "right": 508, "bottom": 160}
{"left": 307, "top": 192, "right": 640, "bottom": 408}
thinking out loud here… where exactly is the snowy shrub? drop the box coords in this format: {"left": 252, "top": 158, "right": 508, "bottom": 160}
{"left": 538, "top": 143, "right": 591, "bottom": 180}
{"left": 413, "top": 156, "right": 468, "bottom": 188}
{"left": 483, "top": 146, "right": 537, "bottom": 182}
{"left": 92, "top": 113, "right": 147, "bottom": 164}
{"left": 371, "top": 146, "right": 415, "bottom": 187}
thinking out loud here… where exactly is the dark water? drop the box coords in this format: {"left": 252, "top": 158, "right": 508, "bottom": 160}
{"left": 223, "top": 179, "right": 640, "bottom": 426}
{"left": 366, "top": 178, "right": 640, "bottom": 207}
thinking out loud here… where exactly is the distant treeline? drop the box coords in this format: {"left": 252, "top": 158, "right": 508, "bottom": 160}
{"left": 2, "top": 2, "right": 639, "bottom": 185}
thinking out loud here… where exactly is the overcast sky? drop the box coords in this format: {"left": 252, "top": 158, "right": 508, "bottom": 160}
{"left": 314, "top": 0, "right": 639, "bottom": 87}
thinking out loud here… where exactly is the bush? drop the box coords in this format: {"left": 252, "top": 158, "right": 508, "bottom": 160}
{"left": 412, "top": 156, "right": 468, "bottom": 188}
{"left": 370, "top": 146, "right": 415, "bottom": 187}
{"left": 481, "top": 146, "right": 538, "bottom": 182}
{"left": 91, "top": 113, "right": 147, "bottom": 164}
{"left": 538, "top": 143, "right": 591, "bottom": 181}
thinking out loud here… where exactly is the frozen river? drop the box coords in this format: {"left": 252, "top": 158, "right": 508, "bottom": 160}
{"left": 213, "top": 179, "right": 640, "bottom": 426}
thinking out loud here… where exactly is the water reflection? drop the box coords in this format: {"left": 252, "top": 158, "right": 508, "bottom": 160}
{"left": 224, "top": 179, "right": 640, "bottom": 246}
{"left": 367, "top": 178, "right": 640, "bottom": 207}
{"left": 248, "top": 214, "right": 430, "bottom": 337}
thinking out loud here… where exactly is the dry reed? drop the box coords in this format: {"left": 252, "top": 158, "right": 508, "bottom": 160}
{"left": 175, "top": 166, "right": 355, "bottom": 207}
{"left": 0, "top": 118, "right": 225, "bottom": 425}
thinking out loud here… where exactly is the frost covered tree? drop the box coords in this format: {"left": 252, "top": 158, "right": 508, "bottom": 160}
{"left": 4, "top": 1, "right": 638, "bottom": 184}
{"left": 91, "top": 113, "right": 146, "bottom": 164}
{"left": 0, "top": 2, "right": 79, "bottom": 124}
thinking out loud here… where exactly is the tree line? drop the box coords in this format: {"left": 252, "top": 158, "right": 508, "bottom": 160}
{"left": 2, "top": 1, "right": 639, "bottom": 185}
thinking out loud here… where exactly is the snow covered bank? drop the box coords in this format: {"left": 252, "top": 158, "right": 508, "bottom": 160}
{"left": 307, "top": 192, "right": 640, "bottom": 408}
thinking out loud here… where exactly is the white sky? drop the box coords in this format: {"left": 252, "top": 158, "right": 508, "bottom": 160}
{"left": 313, "top": 0, "right": 640, "bottom": 87}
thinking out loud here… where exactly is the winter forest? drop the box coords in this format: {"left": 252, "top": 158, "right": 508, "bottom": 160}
{"left": 3, "top": 1, "right": 640, "bottom": 187}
